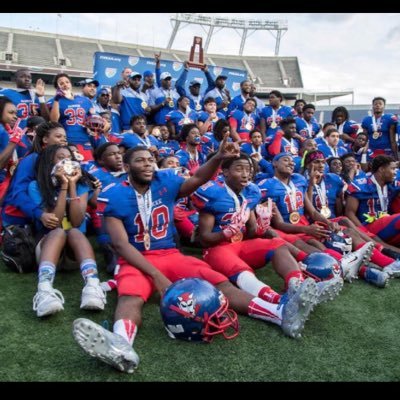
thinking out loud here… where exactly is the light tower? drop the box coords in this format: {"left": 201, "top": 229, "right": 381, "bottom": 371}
{"left": 167, "top": 13, "right": 288, "bottom": 56}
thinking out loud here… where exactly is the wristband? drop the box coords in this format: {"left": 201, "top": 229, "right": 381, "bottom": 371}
{"left": 361, "top": 153, "right": 367, "bottom": 163}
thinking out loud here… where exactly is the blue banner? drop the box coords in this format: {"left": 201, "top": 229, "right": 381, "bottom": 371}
{"left": 93, "top": 52, "right": 247, "bottom": 97}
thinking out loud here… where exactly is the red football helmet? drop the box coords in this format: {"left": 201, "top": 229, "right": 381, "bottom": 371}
{"left": 85, "top": 114, "right": 105, "bottom": 135}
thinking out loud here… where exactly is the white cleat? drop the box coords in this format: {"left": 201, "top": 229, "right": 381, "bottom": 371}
{"left": 72, "top": 318, "right": 139, "bottom": 373}
{"left": 382, "top": 260, "right": 400, "bottom": 279}
{"left": 33, "top": 281, "right": 65, "bottom": 317}
{"left": 280, "top": 278, "right": 318, "bottom": 339}
{"left": 80, "top": 277, "right": 107, "bottom": 311}
{"left": 315, "top": 276, "right": 344, "bottom": 304}
{"left": 340, "top": 242, "right": 374, "bottom": 282}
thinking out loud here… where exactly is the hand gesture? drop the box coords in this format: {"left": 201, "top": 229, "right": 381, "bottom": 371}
{"left": 306, "top": 223, "right": 330, "bottom": 239}
{"left": 5, "top": 118, "right": 23, "bottom": 144}
{"left": 309, "top": 163, "right": 322, "bottom": 185}
{"left": 216, "top": 132, "right": 240, "bottom": 161}
{"left": 250, "top": 152, "right": 262, "bottom": 162}
{"left": 183, "top": 61, "right": 189, "bottom": 70}
{"left": 54, "top": 165, "right": 69, "bottom": 185}
{"left": 154, "top": 52, "right": 161, "bottom": 64}
{"left": 67, "top": 166, "right": 82, "bottom": 184}
{"left": 40, "top": 212, "right": 59, "bottom": 229}
{"left": 327, "top": 220, "right": 340, "bottom": 233}
{"left": 35, "top": 79, "right": 46, "bottom": 97}
{"left": 91, "top": 177, "right": 102, "bottom": 191}
{"left": 203, "top": 64, "right": 208, "bottom": 73}
{"left": 255, "top": 198, "right": 273, "bottom": 234}
{"left": 222, "top": 200, "right": 250, "bottom": 240}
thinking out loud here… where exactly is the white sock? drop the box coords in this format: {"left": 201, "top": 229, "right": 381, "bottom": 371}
{"left": 113, "top": 319, "right": 137, "bottom": 346}
{"left": 236, "top": 270, "right": 269, "bottom": 297}
{"left": 248, "top": 297, "right": 283, "bottom": 326}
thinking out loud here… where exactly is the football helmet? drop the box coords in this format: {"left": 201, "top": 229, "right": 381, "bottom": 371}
{"left": 85, "top": 114, "right": 105, "bottom": 135}
{"left": 302, "top": 253, "right": 342, "bottom": 281}
{"left": 324, "top": 231, "right": 352, "bottom": 255}
{"left": 160, "top": 278, "right": 239, "bottom": 343}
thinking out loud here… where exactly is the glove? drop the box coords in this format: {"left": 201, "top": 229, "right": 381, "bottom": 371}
{"left": 222, "top": 200, "right": 250, "bottom": 240}
{"left": 255, "top": 199, "right": 273, "bottom": 235}
{"left": 54, "top": 89, "right": 65, "bottom": 102}
{"left": 5, "top": 119, "right": 23, "bottom": 144}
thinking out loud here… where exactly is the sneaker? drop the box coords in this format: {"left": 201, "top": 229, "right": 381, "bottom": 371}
{"left": 72, "top": 318, "right": 139, "bottom": 373}
{"left": 340, "top": 242, "right": 374, "bottom": 282}
{"left": 363, "top": 267, "right": 390, "bottom": 288}
{"left": 383, "top": 260, "right": 400, "bottom": 278}
{"left": 280, "top": 277, "right": 318, "bottom": 339}
{"left": 33, "top": 281, "right": 65, "bottom": 317}
{"left": 80, "top": 277, "right": 107, "bottom": 310}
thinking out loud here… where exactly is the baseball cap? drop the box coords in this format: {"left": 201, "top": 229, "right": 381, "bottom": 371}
{"left": 272, "top": 152, "right": 293, "bottom": 162}
{"left": 129, "top": 71, "right": 142, "bottom": 79}
{"left": 160, "top": 71, "right": 172, "bottom": 80}
{"left": 97, "top": 88, "right": 110, "bottom": 97}
{"left": 80, "top": 78, "right": 99, "bottom": 87}
{"left": 216, "top": 75, "right": 228, "bottom": 80}
{"left": 143, "top": 70, "right": 153, "bottom": 78}
{"left": 189, "top": 80, "right": 201, "bottom": 87}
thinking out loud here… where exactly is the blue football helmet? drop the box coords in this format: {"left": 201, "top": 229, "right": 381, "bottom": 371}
{"left": 302, "top": 253, "right": 342, "bottom": 281}
{"left": 324, "top": 231, "right": 352, "bottom": 255}
{"left": 160, "top": 278, "right": 239, "bottom": 343}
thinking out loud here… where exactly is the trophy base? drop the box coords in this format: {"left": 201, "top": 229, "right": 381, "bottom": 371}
{"left": 187, "top": 62, "right": 205, "bottom": 70}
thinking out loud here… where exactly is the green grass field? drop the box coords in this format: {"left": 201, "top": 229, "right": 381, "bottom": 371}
{"left": 1, "top": 245, "right": 400, "bottom": 382}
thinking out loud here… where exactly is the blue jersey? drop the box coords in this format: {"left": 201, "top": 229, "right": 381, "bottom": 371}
{"left": 240, "top": 143, "right": 268, "bottom": 159}
{"left": 203, "top": 87, "right": 230, "bottom": 118}
{"left": 335, "top": 120, "right": 359, "bottom": 139}
{"left": 28, "top": 181, "right": 90, "bottom": 234}
{"left": 295, "top": 117, "right": 321, "bottom": 139}
{"left": 197, "top": 111, "right": 225, "bottom": 133}
{"left": 347, "top": 176, "right": 396, "bottom": 224}
{"left": 261, "top": 105, "right": 296, "bottom": 138}
{"left": 165, "top": 109, "right": 198, "bottom": 136}
{"left": 257, "top": 174, "right": 307, "bottom": 223}
{"left": 192, "top": 180, "right": 261, "bottom": 234}
{"left": 148, "top": 87, "right": 180, "bottom": 125}
{"left": 317, "top": 143, "right": 348, "bottom": 159}
{"left": 158, "top": 139, "right": 181, "bottom": 157}
{"left": 119, "top": 132, "right": 160, "bottom": 150}
{"left": 47, "top": 95, "right": 92, "bottom": 145}
{"left": 306, "top": 173, "right": 344, "bottom": 218}
{"left": 361, "top": 114, "right": 397, "bottom": 153}
{"left": 1, "top": 152, "right": 40, "bottom": 226}
{"left": 228, "top": 110, "right": 260, "bottom": 142}
{"left": 119, "top": 87, "right": 149, "bottom": 130}
{"left": 0, "top": 124, "right": 32, "bottom": 183}
{"left": 98, "top": 169, "right": 185, "bottom": 251}
{"left": 89, "top": 165, "right": 127, "bottom": 188}
{"left": 345, "top": 143, "right": 374, "bottom": 164}
{"left": 0, "top": 88, "right": 40, "bottom": 129}
{"left": 175, "top": 147, "right": 206, "bottom": 169}
{"left": 227, "top": 94, "right": 246, "bottom": 115}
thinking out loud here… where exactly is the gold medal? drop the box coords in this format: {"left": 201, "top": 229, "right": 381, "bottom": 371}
{"left": 223, "top": 107, "right": 228, "bottom": 112}
{"left": 183, "top": 118, "right": 191, "bottom": 124}
{"left": 141, "top": 101, "right": 148, "bottom": 110}
{"left": 231, "top": 231, "right": 243, "bottom": 243}
{"left": 270, "top": 121, "right": 278, "bottom": 129}
{"left": 372, "top": 131, "right": 380, "bottom": 140}
{"left": 168, "top": 101, "right": 174, "bottom": 108}
{"left": 195, "top": 104, "right": 202, "bottom": 111}
{"left": 143, "top": 231, "right": 151, "bottom": 250}
{"left": 289, "top": 211, "right": 301, "bottom": 224}
{"left": 320, "top": 205, "right": 331, "bottom": 219}
{"left": 245, "top": 123, "right": 252, "bottom": 131}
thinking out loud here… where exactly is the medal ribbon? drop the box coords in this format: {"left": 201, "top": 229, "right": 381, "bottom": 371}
{"left": 371, "top": 175, "right": 388, "bottom": 213}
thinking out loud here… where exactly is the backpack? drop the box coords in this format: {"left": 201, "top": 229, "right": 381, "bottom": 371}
{"left": 1, "top": 225, "right": 37, "bottom": 273}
